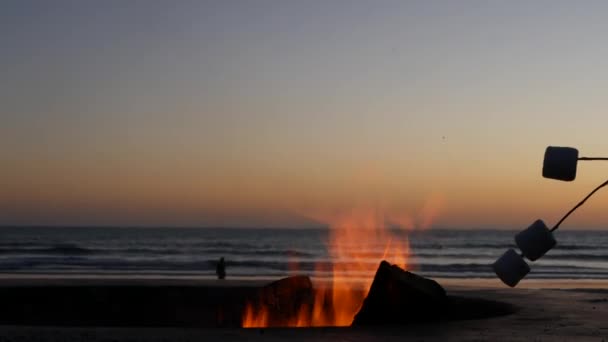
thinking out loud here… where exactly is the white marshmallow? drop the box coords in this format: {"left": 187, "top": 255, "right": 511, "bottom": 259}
{"left": 493, "top": 248, "right": 530, "bottom": 287}
{"left": 515, "top": 219, "right": 556, "bottom": 261}
{"left": 542, "top": 146, "right": 578, "bottom": 181}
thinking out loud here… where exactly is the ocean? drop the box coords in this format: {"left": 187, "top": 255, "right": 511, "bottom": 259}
{"left": 1, "top": 227, "right": 607, "bottom": 281}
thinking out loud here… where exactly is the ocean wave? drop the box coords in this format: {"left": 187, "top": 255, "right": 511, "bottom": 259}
{"left": 0, "top": 246, "right": 316, "bottom": 259}
{"left": 0, "top": 244, "right": 94, "bottom": 256}
{"left": 543, "top": 254, "right": 608, "bottom": 261}
{"left": 412, "top": 243, "right": 604, "bottom": 251}
{"left": 2, "top": 256, "right": 606, "bottom": 274}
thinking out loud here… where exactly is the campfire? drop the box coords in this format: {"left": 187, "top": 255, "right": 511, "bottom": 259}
{"left": 242, "top": 207, "right": 416, "bottom": 328}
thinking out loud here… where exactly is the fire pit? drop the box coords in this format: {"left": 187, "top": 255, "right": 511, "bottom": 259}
{"left": 0, "top": 271, "right": 515, "bottom": 328}
{"left": 241, "top": 261, "right": 516, "bottom": 328}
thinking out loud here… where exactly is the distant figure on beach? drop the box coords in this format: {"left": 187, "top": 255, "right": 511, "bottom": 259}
{"left": 216, "top": 257, "right": 226, "bottom": 280}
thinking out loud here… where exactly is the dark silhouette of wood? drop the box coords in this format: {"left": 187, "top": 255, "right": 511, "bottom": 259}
{"left": 246, "top": 275, "right": 313, "bottom": 326}
{"left": 352, "top": 261, "right": 448, "bottom": 325}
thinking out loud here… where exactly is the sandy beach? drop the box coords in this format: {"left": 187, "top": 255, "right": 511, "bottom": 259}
{"left": 0, "top": 277, "right": 606, "bottom": 341}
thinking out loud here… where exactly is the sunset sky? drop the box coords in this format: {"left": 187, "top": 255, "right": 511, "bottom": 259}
{"left": 2, "top": 1, "right": 607, "bottom": 229}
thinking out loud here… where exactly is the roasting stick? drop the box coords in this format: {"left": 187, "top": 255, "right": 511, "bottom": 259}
{"left": 550, "top": 178, "right": 608, "bottom": 232}
{"left": 578, "top": 157, "right": 608, "bottom": 161}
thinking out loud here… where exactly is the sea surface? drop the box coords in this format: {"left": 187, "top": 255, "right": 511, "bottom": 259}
{"left": 0, "top": 227, "right": 607, "bottom": 281}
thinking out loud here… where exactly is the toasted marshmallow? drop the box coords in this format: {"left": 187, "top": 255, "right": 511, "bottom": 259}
{"left": 493, "top": 248, "right": 530, "bottom": 287}
{"left": 543, "top": 146, "right": 578, "bottom": 181}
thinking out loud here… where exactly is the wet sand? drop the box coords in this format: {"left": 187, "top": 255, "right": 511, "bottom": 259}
{"left": 0, "top": 277, "right": 606, "bottom": 341}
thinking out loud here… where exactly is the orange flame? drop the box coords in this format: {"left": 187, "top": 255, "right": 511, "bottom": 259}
{"left": 242, "top": 203, "right": 420, "bottom": 328}
{"left": 242, "top": 301, "right": 269, "bottom": 327}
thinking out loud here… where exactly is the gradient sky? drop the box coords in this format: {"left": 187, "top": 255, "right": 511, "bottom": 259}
{"left": 2, "top": 1, "right": 607, "bottom": 229}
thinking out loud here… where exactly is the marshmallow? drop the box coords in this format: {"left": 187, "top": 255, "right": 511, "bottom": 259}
{"left": 493, "top": 249, "right": 530, "bottom": 287}
{"left": 515, "top": 219, "right": 556, "bottom": 261}
{"left": 542, "top": 146, "right": 578, "bottom": 181}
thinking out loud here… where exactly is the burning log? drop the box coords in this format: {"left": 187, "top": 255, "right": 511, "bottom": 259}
{"left": 242, "top": 275, "right": 314, "bottom": 327}
{"left": 352, "top": 260, "right": 447, "bottom": 326}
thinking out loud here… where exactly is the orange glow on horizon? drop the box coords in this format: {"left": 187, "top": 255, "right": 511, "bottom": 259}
{"left": 2, "top": 154, "right": 607, "bottom": 228}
